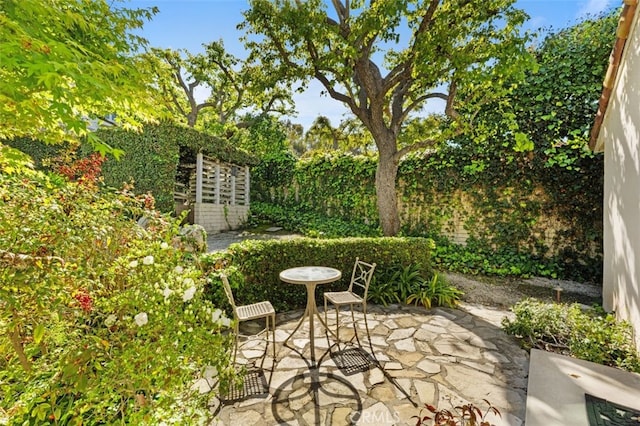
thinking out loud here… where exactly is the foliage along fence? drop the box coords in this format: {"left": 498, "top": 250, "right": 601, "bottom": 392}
{"left": 6, "top": 122, "right": 257, "bottom": 213}
{"left": 251, "top": 150, "right": 603, "bottom": 282}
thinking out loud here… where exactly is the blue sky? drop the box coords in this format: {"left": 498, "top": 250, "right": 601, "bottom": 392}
{"left": 133, "top": 0, "right": 619, "bottom": 130}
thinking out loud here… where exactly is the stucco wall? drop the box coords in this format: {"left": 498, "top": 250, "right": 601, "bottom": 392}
{"left": 600, "top": 5, "right": 640, "bottom": 350}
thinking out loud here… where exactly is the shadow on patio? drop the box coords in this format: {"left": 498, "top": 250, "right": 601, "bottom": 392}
{"left": 210, "top": 303, "right": 529, "bottom": 426}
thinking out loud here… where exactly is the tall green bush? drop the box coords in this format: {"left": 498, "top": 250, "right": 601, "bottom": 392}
{"left": 0, "top": 149, "right": 236, "bottom": 424}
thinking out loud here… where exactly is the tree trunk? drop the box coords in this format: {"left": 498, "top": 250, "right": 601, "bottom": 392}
{"left": 8, "top": 327, "right": 31, "bottom": 372}
{"left": 187, "top": 110, "right": 197, "bottom": 128}
{"left": 376, "top": 149, "right": 400, "bottom": 236}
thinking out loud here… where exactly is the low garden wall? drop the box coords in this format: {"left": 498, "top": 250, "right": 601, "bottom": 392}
{"left": 191, "top": 203, "right": 249, "bottom": 233}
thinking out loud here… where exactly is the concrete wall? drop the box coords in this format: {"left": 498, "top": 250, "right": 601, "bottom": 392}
{"left": 191, "top": 203, "right": 249, "bottom": 234}
{"left": 599, "top": 5, "right": 640, "bottom": 350}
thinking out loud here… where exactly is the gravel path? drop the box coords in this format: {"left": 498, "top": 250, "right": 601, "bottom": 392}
{"left": 206, "top": 229, "right": 303, "bottom": 252}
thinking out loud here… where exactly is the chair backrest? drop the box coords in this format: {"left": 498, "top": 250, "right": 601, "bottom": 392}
{"left": 220, "top": 274, "right": 238, "bottom": 317}
{"left": 348, "top": 257, "right": 376, "bottom": 300}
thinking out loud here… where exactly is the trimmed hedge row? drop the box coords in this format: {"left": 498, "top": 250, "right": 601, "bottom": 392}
{"left": 202, "top": 236, "right": 433, "bottom": 312}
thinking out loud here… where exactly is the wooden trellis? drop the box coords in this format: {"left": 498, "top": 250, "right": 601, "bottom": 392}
{"left": 175, "top": 153, "right": 250, "bottom": 206}
{"left": 174, "top": 153, "right": 250, "bottom": 233}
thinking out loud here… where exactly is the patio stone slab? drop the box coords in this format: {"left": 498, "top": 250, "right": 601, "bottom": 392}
{"left": 212, "top": 303, "right": 529, "bottom": 425}
{"left": 394, "top": 338, "right": 416, "bottom": 352}
{"left": 388, "top": 328, "right": 415, "bottom": 340}
{"left": 433, "top": 338, "right": 483, "bottom": 359}
{"left": 414, "top": 381, "right": 436, "bottom": 404}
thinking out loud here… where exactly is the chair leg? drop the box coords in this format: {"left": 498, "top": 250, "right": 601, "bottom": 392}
{"left": 271, "top": 314, "right": 276, "bottom": 361}
{"left": 232, "top": 323, "right": 239, "bottom": 366}
{"left": 351, "top": 304, "right": 361, "bottom": 348}
{"left": 334, "top": 304, "right": 340, "bottom": 343}
{"left": 363, "top": 304, "right": 374, "bottom": 356}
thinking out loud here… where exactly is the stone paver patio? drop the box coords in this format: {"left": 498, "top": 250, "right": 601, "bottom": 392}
{"left": 209, "top": 303, "right": 529, "bottom": 426}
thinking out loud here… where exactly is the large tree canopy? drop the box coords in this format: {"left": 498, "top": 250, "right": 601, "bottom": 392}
{"left": 0, "top": 0, "right": 159, "bottom": 150}
{"left": 242, "top": 0, "right": 533, "bottom": 235}
{"left": 141, "top": 42, "right": 295, "bottom": 132}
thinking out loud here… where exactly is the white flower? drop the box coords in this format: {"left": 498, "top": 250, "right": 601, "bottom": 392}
{"left": 182, "top": 286, "right": 196, "bottom": 302}
{"left": 142, "top": 255, "right": 154, "bottom": 265}
{"left": 174, "top": 265, "right": 184, "bottom": 274}
{"left": 128, "top": 260, "right": 139, "bottom": 268}
{"left": 160, "top": 242, "right": 169, "bottom": 250}
{"left": 183, "top": 277, "right": 195, "bottom": 287}
{"left": 134, "top": 312, "right": 148, "bottom": 327}
{"left": 211, "top": 309, "right": 222, "bottom": 322}
{"left": 221, "top": 317, "right": 231, "bottom": 327}
{"left": 162, "top": 287, "right": 173, "bottom": 299}
{"left": 105, "top": 314, "right": 117, "bottom": 327}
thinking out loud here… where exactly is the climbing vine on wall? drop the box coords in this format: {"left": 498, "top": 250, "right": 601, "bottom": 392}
{"left": 251, "top": 148, "right": 603, "bottom": 281}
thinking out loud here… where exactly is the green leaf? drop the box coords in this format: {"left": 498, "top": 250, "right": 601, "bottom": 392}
{"left": 33, "top": 323, "right": 45, "bottom": 344}
{"left": 513, "top": 132, "right": 534, "bottom": 152}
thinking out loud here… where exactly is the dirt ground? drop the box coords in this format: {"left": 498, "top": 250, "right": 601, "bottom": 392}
{"left": 445, "top": 272, "right": 603, "bottom": 308}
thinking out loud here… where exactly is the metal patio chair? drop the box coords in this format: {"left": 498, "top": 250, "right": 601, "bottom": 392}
{"left": 221, "top": 274, "right": 276, "bottom": 364}
{"left": 323, "top": 258, "right": 376, "bottom": 350}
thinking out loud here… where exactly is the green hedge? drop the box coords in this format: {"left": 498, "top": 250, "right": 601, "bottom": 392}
{"left": 94, "top": 124, "right": 180, "bottom": 212}
{"left": 2, "top": 137, "right": 70, "bottom": 170}
{"left": 202, "top": 236, "right": 433, "bottom": 312}
{"left": 6, "top": 122, "right": 257, "bottom": 213}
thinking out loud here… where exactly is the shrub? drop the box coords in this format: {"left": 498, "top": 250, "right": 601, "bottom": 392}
{"left": 369, "top": 264, "right": 462, "bottom": 308}
{"left": 0, "top": 148, "right": 236, "bottom": 425}
{"left": 200, "top": 236, "right": 434, "bottom": 312}
{"left": 406, "top": 273, "right": 463, "bottom": 309}
{"left": 502, "top": 299, "right": 640, "bottom": 373}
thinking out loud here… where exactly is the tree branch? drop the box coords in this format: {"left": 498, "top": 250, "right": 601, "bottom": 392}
{"left": 314, "top": 71, "right": 354, "bottom": 107}
{"left": 396, "top": 91, "right": 448, "bottom": 126}
{"left": 394, "top": 138, "right": 439, "bottom": 162}
{"left": 444, "top": 80, "right": 459, "bottom": 119}
{"left": 383, "top": 0, "right": 440, "bottom": 92}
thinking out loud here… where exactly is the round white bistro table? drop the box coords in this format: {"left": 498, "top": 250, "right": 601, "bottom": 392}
{"left": 279, "top": 266, "right": 342, "bottom": 365}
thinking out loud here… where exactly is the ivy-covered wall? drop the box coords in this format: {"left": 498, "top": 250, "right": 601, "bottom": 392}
{"left": 95, "top": 122, "right": 257, "bottom": 212}
{"left": 6, "top": 122, "right": 257, "bottom": 213}
{"left": 93, "top": 125, "right": 178, "bottom": 212}
{"left": 252, "top": 150, "right": 603, "bottom": 276}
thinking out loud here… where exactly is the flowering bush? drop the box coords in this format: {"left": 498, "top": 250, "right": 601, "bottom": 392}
{"left": 54, "top": 152, "right": 106, "bottom": 187}
{"left": 0, "top": 147, "right": 236, "bottom": 424}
